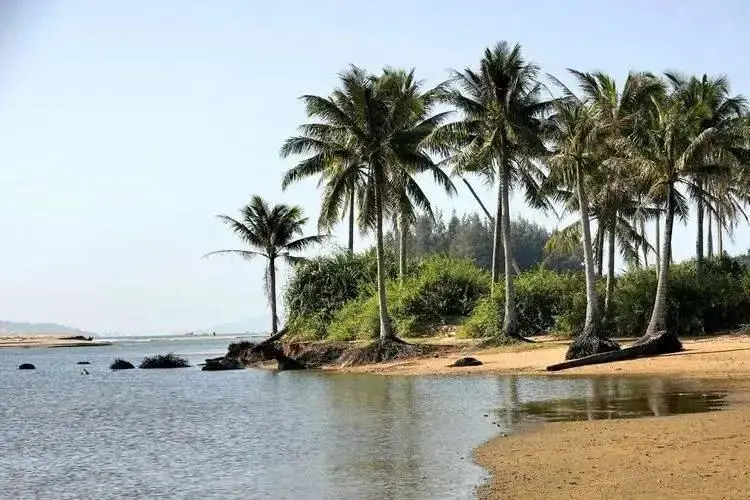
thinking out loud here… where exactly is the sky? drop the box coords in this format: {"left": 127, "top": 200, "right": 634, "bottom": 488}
{"left": 1, "top": 0, "right": 749, "bottom": 335}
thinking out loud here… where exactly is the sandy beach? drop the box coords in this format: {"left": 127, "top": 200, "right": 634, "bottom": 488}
{"left": 341, "top": 334, "right": 750, "bottom": 498}
{"left": 0, "top": 335, "right": 111, "bottom": 349}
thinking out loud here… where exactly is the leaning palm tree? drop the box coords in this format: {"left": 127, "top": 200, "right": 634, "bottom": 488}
{"left": 281, "top": 66, "right": 453, "bottom": 342}
{"left": 204, "top": 196, "right": 326, "bottom": 336}
{"left": 432, "top": 41, "right": 551, "bottom": 340}
{"left": 544, "top": 89, "right": 620, "bottom": 358}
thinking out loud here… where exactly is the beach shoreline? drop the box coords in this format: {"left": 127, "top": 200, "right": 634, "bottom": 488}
{"left": 0, "top": 335, "right": 112, "bottom": 349}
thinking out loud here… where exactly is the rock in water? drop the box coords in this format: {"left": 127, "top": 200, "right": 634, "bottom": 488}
{"left": 76, "top": 361, "right": 92, "bottom": 365}
{"left": 18, "top": 363, "right": 36, "bottom": 370}
{"left": 449, "top": 357, "right": 483, "bottom": 367}
{"left": 110, "top": 359, "right": 135, "bottom": 370}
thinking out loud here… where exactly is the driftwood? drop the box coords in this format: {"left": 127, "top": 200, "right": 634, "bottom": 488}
{"left": 547, "top": 330, "right": 682, "bottom": 372}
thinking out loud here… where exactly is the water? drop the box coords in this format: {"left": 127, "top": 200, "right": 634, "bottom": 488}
{"left": 0, "top": 340, "right": 735, "bottom": 499}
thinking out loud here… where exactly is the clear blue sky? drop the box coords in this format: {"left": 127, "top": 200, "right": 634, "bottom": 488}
{"left": 1, "top": 0, "right": 749, "bottom": 334}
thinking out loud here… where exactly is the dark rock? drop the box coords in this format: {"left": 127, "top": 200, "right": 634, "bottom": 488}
{"left": 18, "top": 363, "right": 35, "bottom": 370}
{"left": 449, "top": 357, "right": 483, "bottom": 367}
{"left": 110, "top": 358, "right": 135, "bottom": 370}
{"left": 202, "top": 357, "right": 243, "bottom": 371}
{"left": 76, "top": 361, "right": 92, "bottom": 365}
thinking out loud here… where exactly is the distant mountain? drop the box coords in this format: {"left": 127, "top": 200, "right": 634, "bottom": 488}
{"left": 0, "top": 320, "right": 96, "bottom": 337}
{"left": 194, "top": 315, "right": 269, "bottom": 335}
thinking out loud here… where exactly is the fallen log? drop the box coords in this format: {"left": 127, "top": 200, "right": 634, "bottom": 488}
{"left": 547, "top": 330, "right": 682, "bottom": 372}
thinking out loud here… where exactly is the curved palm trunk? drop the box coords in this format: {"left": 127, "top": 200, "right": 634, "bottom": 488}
{"left": 645, "top": 183, "right": 675, "bottom": 337}
{"left": 565, "top": 165, "right": 618, "bottom": 360}
{"left": 490, "top": 164, "right": 504, "bottom": 293}
{"left": 347, "top": 189, "right": 355, "bottom": 253}
{"left": 655, "top": 213, "right": 661, "bottom": 276}
{"left": 501, "top": 160, "right": 519, "bottom": 338}
{"left": 706, "top": 210, "right": 713, "bottom": 258}
{"left": 398, "top": 218, "right": 407, "bottom": 284}
{"left": 640, "top": 219, "right": 649, "bottom": 268}
{"left": 605, "top": 213, "right": 616, "bottom": 314}
{"left": 268, "top": 257, "right": 278, "bottom": 336}
{"left": 374, "top": 176, "right": 394, "bottom": 340}
{"left": 717, "top": 206, "right": 724, "bottom": 255}
{"left": 595, "top": 224, "right": 604, "bottom": 278}
{"left": 696, "top": 183, "right": 704, "bottom": 273}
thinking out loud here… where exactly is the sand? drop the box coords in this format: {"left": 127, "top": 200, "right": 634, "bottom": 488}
{"left": 342, "top": 334, "right": 750, "bottom": 380}
{"left": 0, "top": 335, "right": 111, "bottom": 349}
{"left": 341, "top": 334, "right": 750, "bottom": 499}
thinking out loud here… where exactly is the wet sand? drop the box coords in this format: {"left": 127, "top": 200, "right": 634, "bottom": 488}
{"left": 340, "top": 334, "right": 750, "bottom": 499}
{"left": 0, "top": 336, "right": 111, "bottom": 349}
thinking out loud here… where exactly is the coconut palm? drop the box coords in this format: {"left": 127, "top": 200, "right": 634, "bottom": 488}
{"left": 205, "top": 196, "right": 326, "bottom": 336}
{"left": 624, "top": 83, "right": 749, "bottom": 341}
{"left": 432, "top": 41, "right": 551, "bottom": 340}
{"left": 666, "top": 73, "right": 748, "bottom": 273}
{"left": 280, "top": 66, "right": 453, "bottom": 341}
{"left": 544, "top": 89, "right": 620, "bottom": 358}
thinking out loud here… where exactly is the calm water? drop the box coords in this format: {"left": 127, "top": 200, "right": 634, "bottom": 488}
{"left": 0, "top": 339, "right": 734, "bottom": 499}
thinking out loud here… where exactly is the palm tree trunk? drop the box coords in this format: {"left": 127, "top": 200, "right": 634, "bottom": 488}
{"left": 640, "top": 219, "right": 649, "bottom": 267}
{"left": 645, "top": 183, "right": 675, "bottom": 337}
{"left": 347, "top": 189, "right": 355, "bottom": 253}
{"left": 605, "top": 214, "right": 616, "bottom": 314}
{"left": 374, "top": 175, "right": 394, "bottom": 340}
{"left": 490, "top": 164, "right": 504, "bottom": 293}
{"left": 696, "top": 189, "right": 704, "bottom": 272}
{"left": 268, "top": 258, "right": 278, "bottom": 336}
{"left": 501, "top": 159, "right": 519, "bottom": 338}
{"left": 595, "top": 223, "right": 604, "bottom": 278}
{"left": 707, "top": 211, "right": 714, "bottom": 259}
{"left": 717, "top": 206, "right": 724, "bottom": 255}
{"left": 577, "top": 167, "right": 602, "bottom": 333}
{"left": 398, "top": 218, "right": 407, "bottom": 284}
{"left": 655, "top": 212, "right": 661, "bottom": 276}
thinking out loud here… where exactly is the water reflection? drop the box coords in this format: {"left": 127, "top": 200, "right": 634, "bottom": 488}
{"left": 496, "top": 377, "right": 730, "bottom": 424}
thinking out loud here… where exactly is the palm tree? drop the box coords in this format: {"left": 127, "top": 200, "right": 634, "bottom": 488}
{"left": 281, "top": 66, "right": 453, "bottom": 341}
{"left": 624, "top": 81, "right": 749, "bottom": 341}
{"left": 545, "top": 88, "right": 620, "bottom": 358}
{"left": 666, "top": 73, "right": 748, "bottom": 274}
{"left": 433, "top": 41, "right": 550, "bottom": 340}
{"left": 205, "top": 195, "right": 326, "bottom": 336}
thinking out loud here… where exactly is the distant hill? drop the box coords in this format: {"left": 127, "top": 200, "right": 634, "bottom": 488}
{"left": 194, "top": 315, "right": 269, "bottom": 335}
{"left": 0, "top": 320, "right": 95, "bottom": 337}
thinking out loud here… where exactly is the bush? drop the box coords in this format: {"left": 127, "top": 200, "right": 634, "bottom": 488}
{"left": 139, "top": 353, "right": 190, "bottom": 369}
{"left": 110, "top": 358, "right": 134, "bottom": 370}
{"left": 284, "top": 249, "right": 408, "bottom": 340}
{"left": 326, "top": 256, "right": 489, "bottom": 339}
{"left": 610, "top": 255, "right": 750, "bottom": 337}
{"left": 461, "top": 269, "right": 587, "bottom": 338}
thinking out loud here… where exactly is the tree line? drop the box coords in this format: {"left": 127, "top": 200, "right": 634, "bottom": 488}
{"left": 207, "top": 40, "right": 750, "bottom": 360}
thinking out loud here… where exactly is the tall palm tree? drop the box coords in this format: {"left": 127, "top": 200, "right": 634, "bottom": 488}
{"left": 625, "top": 82, "right": 748, "bottom": 341}
{"left": 281, "top": 66, "right": 453, "bottom": 341}
{"left": 205, "top": 196, "right": 326, "bottom": 335}
{"left": 545, "top": 88, "right": 620, "bottom": 358}
{"left": 666, "top": 73, "right": 748, "bottom": 274}
{"left": 433, "top": 41, "right": 551, "bottom": 340}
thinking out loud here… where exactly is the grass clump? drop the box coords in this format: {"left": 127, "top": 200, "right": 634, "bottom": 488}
{"left": 139, "top": 353, "right": 190, "bottom": 369}
{"left": 110, "top": 358, "right": 135, "bottom": 370}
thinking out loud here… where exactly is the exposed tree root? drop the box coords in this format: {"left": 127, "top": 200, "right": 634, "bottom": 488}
{"left": 565, "top": 326, "right": 620, "bottom": 360}
{"left": 479, "top": 334, "right": 532, "bottom": 348}
{"left": 548, "top": 330, "right": 682, "bottom": 371}
{"left": 338, "top": 338, "right": 435, "bottom": 366}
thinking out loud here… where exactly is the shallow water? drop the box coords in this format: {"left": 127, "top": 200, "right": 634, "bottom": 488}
{"left": 0, "top": 341, "right": 735, "bottom": 499}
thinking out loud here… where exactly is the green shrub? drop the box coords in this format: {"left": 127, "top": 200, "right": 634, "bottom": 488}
{"left": 327, "top": 296, "right": 382, "bottom": 341}
{"left": 461, "top": 269, "right": 587, "bottom": 338}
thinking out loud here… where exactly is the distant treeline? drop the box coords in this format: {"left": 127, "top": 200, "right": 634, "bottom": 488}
{"left": 384, "top": 211, "right": 583, "bottom": 272}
